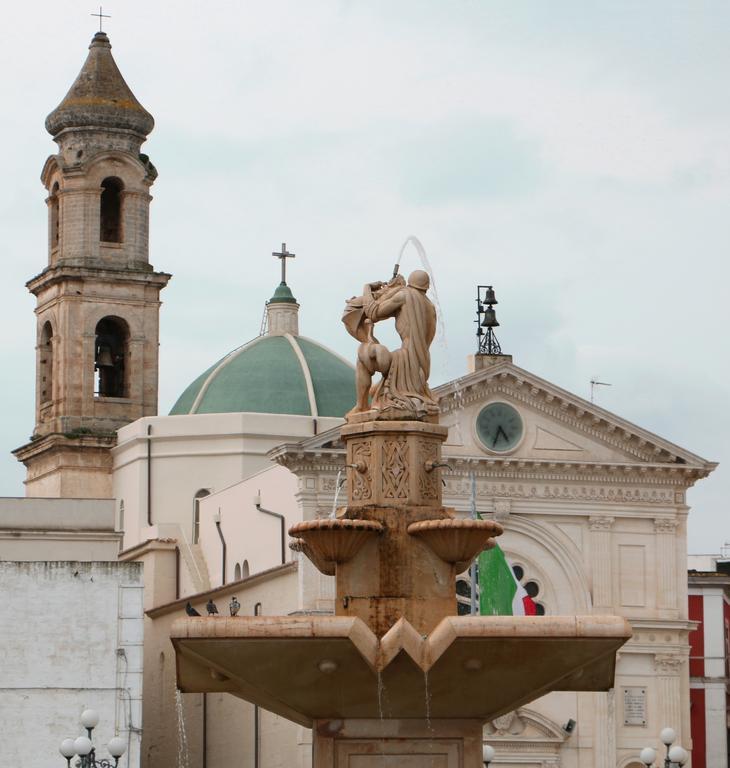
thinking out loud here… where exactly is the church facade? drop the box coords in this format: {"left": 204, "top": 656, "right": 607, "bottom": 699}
{"left": 8, "top": 30, "right": 718, "bottom": 768}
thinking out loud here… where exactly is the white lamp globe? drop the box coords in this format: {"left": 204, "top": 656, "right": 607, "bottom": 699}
{"left": 639, "top": 747, "right": 657, "bottom": 765}
{"left": 107, "top": 737, "right": 127, "bottom": 758}
{"left": 59, "top": 739, "right": 76, "bottom": 758}
{"left": 73, "top": 736, "right": 93, "bottom": 756}
{"left": 660, "top": 727, "right": 676, "bottom": 746}
{"left": 482, "top": 744, "right": 496, "bottom": 763}
{"left": 80, "top": 709, "right": 100, "bottom": 729}
{"left": 668, "top": 745, "right": 688, "bottom": 764}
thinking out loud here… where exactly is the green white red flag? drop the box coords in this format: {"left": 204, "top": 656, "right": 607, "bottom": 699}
{"left": 477, "top": 543, "right": 537, "bottom": 616}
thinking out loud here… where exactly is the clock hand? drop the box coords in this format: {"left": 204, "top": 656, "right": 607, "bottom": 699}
{"left": 493, "top": 425, "right": 509, "bottom": 447}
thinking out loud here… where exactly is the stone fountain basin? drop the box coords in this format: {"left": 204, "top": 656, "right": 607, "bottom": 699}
{"left": 407, "top": 518, "right": 503, "bottom": 571}
{"left": 172, "top": 614, "right": 630, "bottom": 727}
{"left": 289, "top": 519, "right": 383, "bottom": 574}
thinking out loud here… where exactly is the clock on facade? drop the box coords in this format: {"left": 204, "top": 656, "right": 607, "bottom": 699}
{"left": 476, "top": 402, "right": 524, "bottom": 453}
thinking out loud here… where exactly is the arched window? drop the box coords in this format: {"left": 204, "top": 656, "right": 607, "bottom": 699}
{"left": 234, "top": 563, "right": 241, "bottom": 581}
{"left": 118, "top": 500, "right": 125, "bottom": 533}
{"left": 94, "top": 316, "right": 129, "bottom": 398}
{"left": 50, "top": 182, "right": 60, "bottom": 250}
{"left": 192, "top": 489, "right": 210, "bottom": 544}
{"left": 100, "top": 177, "right": 123, "bottom": 243}
{"left": 39, "top": 321, "right": 53, "bottom": 403}
{"left": 455, "top": 562, "right": 546, "bottom": 616}
{"left": 242, "top": 560, "right": 250, "bottom": 578}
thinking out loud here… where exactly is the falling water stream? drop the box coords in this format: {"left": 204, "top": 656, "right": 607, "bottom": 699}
{"left": 423, "top": 670, "right": 435, "bottom": 734}
{"left": 395, "top": 236, "right": 466, "bottom": 447}
{"left": 175, "top": 689, "right": 190, "bottom": 768}
{"left": 376, "top": 669, "right": 387, "bottom": 765}
{"left": 331, "top": 469, "right": 344, "bottom": 518}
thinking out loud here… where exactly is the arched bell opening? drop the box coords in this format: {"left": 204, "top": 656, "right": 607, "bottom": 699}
{"left": 39, "top": 321, "right": 54, "bottom": 404}
{"left": 94, "top": 316, "right": 129, "bottom": 398}
{"left": 100, "top": 176, "right": 124, "bottom": 243}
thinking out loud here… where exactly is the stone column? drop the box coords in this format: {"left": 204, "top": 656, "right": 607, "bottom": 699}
{"left": 295, "top": 473, "right": 335, "bottom": 613}
{"left": 593, "top": 689, "right": 616, "bottom": 768}
{"left": 654, "top": 518, "right": 678, "bottom": 613}
{"left": 589, "top": 516, "right": 614, "bottom": 612}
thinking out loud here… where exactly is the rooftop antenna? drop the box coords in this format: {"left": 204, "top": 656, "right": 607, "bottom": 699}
{"left": 90, "top": 6, "right": 111, "bottom": 32}
{"left": 590, "top": 378, "right": 611, "bottom": 403}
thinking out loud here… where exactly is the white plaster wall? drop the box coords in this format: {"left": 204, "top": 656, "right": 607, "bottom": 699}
{"left": 0, "top": 561, "right": 143, "bottom": 768}
{"left": 0, "top": 497, "right": 120, "bottom": 561}
{"left": 113, "top": 413, "right": 342, "bottom": 554}
{"left": 198, "top": 464, "right": 300, "bottom": 586}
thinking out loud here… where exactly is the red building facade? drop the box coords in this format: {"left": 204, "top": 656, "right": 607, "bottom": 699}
{"left": 688, "top": 559, "right": 730, "bottom": 768}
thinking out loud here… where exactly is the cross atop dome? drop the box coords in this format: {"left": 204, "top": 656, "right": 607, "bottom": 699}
{"left": 272, "top": 242, "right": 295, "bottom": 284}
{"left": 267, "top": 241, "right": 299, "bottom": 334}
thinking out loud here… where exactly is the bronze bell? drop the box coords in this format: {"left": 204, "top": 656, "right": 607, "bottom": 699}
{"left": 484, "top": 286, "right": 498, "bottom": 305}
{"left": 481, "top": 307, "right": 499, "bottom": 328}
{"left": 95, "top": 345, "right": 114, "bottom": 368}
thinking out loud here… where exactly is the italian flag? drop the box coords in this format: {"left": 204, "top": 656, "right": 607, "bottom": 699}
{"left": 477, "top": 543, "right": 537, "bottom": 616}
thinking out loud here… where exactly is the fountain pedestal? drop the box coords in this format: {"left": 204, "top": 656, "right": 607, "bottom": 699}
{"left": 313, "top": 718, "right": 484, "bottom": 768}
{"left": 172, "top": 276, "right": 631, "bottom": 767}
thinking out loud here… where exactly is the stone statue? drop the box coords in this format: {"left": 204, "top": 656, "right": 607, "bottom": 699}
{"left": 342, "top": 269, "right": 438, "bottom": 419}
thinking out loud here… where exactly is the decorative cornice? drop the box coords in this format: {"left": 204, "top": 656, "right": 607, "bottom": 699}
{"left": 274, "top": 451, "right": 705, "bottom": 491}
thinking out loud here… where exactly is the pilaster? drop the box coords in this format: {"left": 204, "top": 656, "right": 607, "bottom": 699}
{"left": 589, "top": 516, "right": 614, "bottom": 612}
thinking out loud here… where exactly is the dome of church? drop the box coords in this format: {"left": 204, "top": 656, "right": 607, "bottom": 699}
{"left": 46, "top": 32, "right": 154, "bottom": 137}
{"left": 169, "top": 334, "right": 355, "bottom": 417}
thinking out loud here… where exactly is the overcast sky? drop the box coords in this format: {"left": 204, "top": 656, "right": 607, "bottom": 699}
{"left": 1, "top": 2, "right": 727, "bottom": 553}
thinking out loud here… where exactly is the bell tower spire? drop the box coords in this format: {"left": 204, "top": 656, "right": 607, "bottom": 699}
{"left": 13, "top": 32, "right": 171, "bottom": 498}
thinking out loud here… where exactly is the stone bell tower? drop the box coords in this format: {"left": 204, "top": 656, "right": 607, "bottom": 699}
{"left": 13, "top": 32, "right": 170, "bottom": 498}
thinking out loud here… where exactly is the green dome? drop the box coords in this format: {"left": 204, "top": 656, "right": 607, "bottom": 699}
{"left": 170, "top": 334, "right": 355, "bottom": 417}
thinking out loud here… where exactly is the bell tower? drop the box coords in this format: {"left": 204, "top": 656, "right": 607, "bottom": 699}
{"left": 13, "top": 32, "right": 171, "bottom": 498}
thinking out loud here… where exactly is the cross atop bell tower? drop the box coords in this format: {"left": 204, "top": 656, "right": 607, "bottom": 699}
{"left": 13, "top": 32, "right": 171, "bottom": 499}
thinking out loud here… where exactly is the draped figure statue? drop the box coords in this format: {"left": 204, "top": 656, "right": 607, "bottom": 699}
{"left": 342, "top": 269, "right": 438, "bottom": 419}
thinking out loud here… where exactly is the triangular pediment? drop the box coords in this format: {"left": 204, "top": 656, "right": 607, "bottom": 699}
{"left": 270, "top": 360, "right": 715, "bottom": 478}
{"left": 434, "top": 360, "right": 714, "bottom": 471}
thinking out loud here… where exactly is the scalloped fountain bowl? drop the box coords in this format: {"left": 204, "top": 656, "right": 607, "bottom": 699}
{"left": 407, "top": 518, "right": 503, "bottom": 571}
{"left": 289, "top": 518, "right": 383, "bottom": 572}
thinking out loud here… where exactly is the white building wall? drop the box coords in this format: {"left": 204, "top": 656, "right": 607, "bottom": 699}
{"left": 113, "top": 413, "right": 342, "bottom": 554}
{"left": 198, "top": 464, "right": 300, "bottom": 587}
{"left": 0, "top": 561, "right": 144, "bottom": 768}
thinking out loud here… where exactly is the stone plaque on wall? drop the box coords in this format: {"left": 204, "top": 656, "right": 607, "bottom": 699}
{"left": 623, "top": 686, "right": 647, "bottom": 726}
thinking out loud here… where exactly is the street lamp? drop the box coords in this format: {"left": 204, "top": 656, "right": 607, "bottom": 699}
{"left": 58, "top": 709, "right": 127, "bottom": 767}
{"left": 482, "top": 743, "right": 496, "bottom": 766}
{"left": 639, "top": 727, "right": 688, "bottom": 767}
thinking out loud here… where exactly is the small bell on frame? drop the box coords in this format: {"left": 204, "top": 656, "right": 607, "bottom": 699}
{"left": 95, "top": 344, "right": 114, "bottom": 369}
{"left": 484, "top": 286, "right": 498, "bottom": 305}
{"left": 481, "top": 307, "right": 499, "bottom": 328}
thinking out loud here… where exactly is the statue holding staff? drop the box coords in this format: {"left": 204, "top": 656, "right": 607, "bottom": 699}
{"left": 342, "top": 269, "right": 438, "bottom": 419}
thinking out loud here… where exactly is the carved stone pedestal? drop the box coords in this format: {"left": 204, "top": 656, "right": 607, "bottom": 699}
{"left": 313, "top": 718, "right": 484, "bottom": 768}
{"left": 341, "top": 419, "right": 449, "bottom": 509}
{"left": 337, "top": 419, "right": 454, "bottom": 636}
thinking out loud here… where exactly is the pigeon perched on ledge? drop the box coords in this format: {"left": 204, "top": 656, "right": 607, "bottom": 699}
{"left": 185, "top": 602, "right": 201, "bottom": 616}
{"left": 229, "top": 596, "right": 241, "bottom": 616}
{"left": 206, "top": 599, "right": 219, "bottom": 616}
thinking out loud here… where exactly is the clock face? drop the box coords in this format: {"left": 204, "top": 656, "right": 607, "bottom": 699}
{"left": 476, "top": 402, "right": 523, "bottom": 453}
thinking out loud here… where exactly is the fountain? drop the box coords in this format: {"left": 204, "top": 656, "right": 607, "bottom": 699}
{"left": 172, "top": 267, "right": 631, "bottom": 766}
